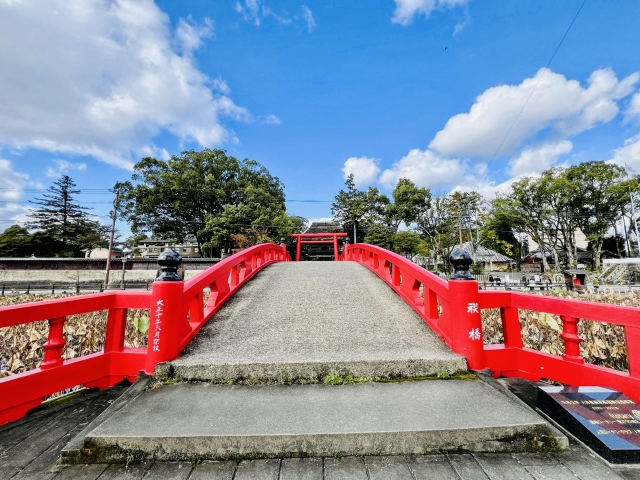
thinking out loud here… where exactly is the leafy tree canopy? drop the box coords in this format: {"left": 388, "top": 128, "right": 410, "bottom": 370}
{"left": 119, "top": 149, "right": 303, "bottom": 257}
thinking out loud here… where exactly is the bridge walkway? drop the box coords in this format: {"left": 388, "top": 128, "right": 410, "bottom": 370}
{"left": 170, "top": 261, "right": 465, "bottom": 382}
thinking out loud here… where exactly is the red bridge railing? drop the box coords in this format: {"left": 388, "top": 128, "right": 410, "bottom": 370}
{"left": 0, "top": 243, "right": 289, "bottom": 426}
{"left": 343, "top": 243, "right": 640, "bottom": 404}
{"left": 5, "top": 240, "right": 638, "bottom": 425}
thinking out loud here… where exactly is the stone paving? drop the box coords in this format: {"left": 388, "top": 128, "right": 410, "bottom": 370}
{"left": 2, "top": 386, "right": 640, "bottom": 479}
{"left": 170, "top": 262, "right": 466, "bottom": 382}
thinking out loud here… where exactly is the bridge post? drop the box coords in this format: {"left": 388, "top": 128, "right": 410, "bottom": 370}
{"left": 448, "top": 248, "right": 485, "bottom": 370}
{"left": 145, "top": 249, "right": 184, "bottom": 374}
{"left": 280, "top": 238, "right": 287, "bottom": 260}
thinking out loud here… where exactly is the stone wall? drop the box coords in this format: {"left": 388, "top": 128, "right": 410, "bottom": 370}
{"left": 0, "top": 258, "right": 219, "bottom": 271}
{"left": 0, "top": 257, "right": 219, "bottom": 286}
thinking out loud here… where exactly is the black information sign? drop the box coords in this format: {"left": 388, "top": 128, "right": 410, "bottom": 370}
{"left": 538, "top": 386, "right": 640, "bottom": 463}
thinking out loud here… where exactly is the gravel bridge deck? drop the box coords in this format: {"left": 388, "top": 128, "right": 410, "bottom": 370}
{"left": 170, "top": 262, "right": 466, "bottom": 382}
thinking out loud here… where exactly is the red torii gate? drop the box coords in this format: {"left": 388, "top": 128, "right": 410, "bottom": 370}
{"left": 290, "top": 232, "right": 348, "bottom": 261}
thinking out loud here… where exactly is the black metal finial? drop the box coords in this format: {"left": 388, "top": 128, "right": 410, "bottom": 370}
{"left": 345, "top": 237, "right": 351, "bottom": 244}
{"left": 156, "top": 249, "right": 183, "bottom": 281}
{"left": 450, "top": 248, "right": 474, "bottom": 280}
{"left": 280, "top": 237, "right": 285, "bottom": 244}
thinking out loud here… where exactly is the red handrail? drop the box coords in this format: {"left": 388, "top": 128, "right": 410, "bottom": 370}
{"left": 0, "top": 243, "right": 289, "bottom": 426}
{"left": 344, "top": 243, "right": 640, "bottom": 403}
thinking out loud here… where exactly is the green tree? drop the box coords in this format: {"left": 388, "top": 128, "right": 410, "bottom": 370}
{"left": 386, "top": 178, "right": 431, "bottom": 229}
{"left": 331, "top": 174, "right": 369, "bottom": 243}
{"left": 363, "top": 224, "right": 395, "bottom": 250}
{"left": 417, "top": 196, "right": 458, "bottom": 270}
{"left": 125, "top": 233, "right": 149, "bottom": 249}
{"left": 26, "top": 175, "right": 106, "bottom": 257}
{"left": 565, "top": 161, "right": 632, "bottom": 269}
{"left": 493, "top": 177, "right": 553, "bottom": 272}
{"left": 394, "top": 230, "right": 422, "bottom": 256}
{"left": 480, "top": 211, "right": 519, "bottom": 259}
{"left": 119, "top": 149, "right": 290, "bottom": 257}
{"left": 77, "top": 225, "right": 111, "bottom": 257}
{"left": 0, "top": 225, "right": 33, "bottom": 257}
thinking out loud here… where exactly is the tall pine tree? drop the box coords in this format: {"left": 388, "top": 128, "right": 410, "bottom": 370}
{"left": 26, "top": 175, "right": 107, "bottom": 257}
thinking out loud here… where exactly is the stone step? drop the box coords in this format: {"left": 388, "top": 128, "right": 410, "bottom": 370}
{"left": 66, "top": 377, "right": 567, "bottom": 463}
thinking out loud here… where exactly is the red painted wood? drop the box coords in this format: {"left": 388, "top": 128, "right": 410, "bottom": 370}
{"left": 345, "top": 243, "right": 640, "bottom": 404}
{"left": 290, "top": 232, "right": 347, "bottom": 261}
{"left": 41, "top": 317, "right": 66, "bottom": 369}
{"left": 560, "top": 315, "right": 584, "bottom": 364}
{"left": 0, "top": 243, "right": 289, "bottom": 426}
{"left": 104, "top": 308, "right": 127, "bottom": 353}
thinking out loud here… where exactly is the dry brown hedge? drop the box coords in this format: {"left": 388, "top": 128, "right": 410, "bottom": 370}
{"left": 482, "top": 289, "right": 632, "bottom": 372}
{"left": 0, "top": 289, "right": 637, "bottom": 379}
{"left": 0, "top": 294, "right": 148, "bottom": 378}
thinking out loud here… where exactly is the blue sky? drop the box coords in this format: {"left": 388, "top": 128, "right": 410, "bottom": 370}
{"left": 0, "top": 0, "right": 639, "bottom": 237}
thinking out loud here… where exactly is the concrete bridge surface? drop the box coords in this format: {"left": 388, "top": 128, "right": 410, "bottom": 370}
{"left": 2, "top": 262, "right": 640, "bottom": 478}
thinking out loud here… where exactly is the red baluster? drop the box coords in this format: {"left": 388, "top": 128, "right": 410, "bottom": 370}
{"left": 230, "top": 265, "right": 239, "bottom": 287}
{"left": 425, "top": 289, "right": 438, "bottom": 320}
{"left": 500, "top": 307, "right": 523, "bottom": 349}
{"left": 560, "top": 315, "right": 584, "bottom": 364}
{"left": 625, "top": 325, "right": 640, "bottom": 378}
{"left": 392, "top": 264, "right": 401, "bottom": 287}
{"left": 190, "top": 292, "right": 204, "bottom": 324}
{"left": 104, "top": 309, "right": 127, "bottom": 353}
{"left": 41, "top": 317, "right": 66, "bottom": 369}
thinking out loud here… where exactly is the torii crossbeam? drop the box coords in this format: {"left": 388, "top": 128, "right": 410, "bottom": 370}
{"left": 290, "top": 232, "right": 348, "bottom": 261}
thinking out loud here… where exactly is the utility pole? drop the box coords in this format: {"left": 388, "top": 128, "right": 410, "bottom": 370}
{"left": 622, "top": 206, "right": 631, "bottom": 256}
{"left": 625, "top": 163, "right": 640, "bottom": 257}
{"left": 631, "top": 191, "right": 639, "bottom": 257}
{"left": 457, "top": 198, "right": 463, "bottom": 247}
{"left": 104, "top": 190, "right": 120, "bottom": 286}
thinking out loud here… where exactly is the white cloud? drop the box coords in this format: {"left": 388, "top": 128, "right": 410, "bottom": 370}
{"left": 264, "top": 114, "right": 282, "bottom": 125}
{"left": 391, "top": 0, "right": 469, "bottom": 26}
{"left": 301, "top": 6, "right": 316, "bottom": 33}
{"left": 0, "top": 159, "right": 33, "bottom": 229}
{"left": 451, "top": 177, "right": 515, "bottom": 199}
{"left": 0, "top": 0, "right": 249, "bottom": 170}
{"left": 378, "top": 149, "right": 464, "bottom": 190}
{"left": 0, "top": 160, "right": 30, "bottom": 202}
{"left": 236, "top": 2, "right": 314, "bottom": 32}
{"left": 45, "top": 159, "right": 88, "bottom": 178}
{"left": 626, "top": 92, "right": 640, "bottom": 123}
{"left": 211, "top": 77, "right": 231, "bottom": 96}
{"left": 342, "top": 157, "right": 381, "bottom": 186}
{"left": 236, "top": 0, "right": 261, "bottom": 25}
{"left": 262, "top": 6, "right": 291, "bottom": 25}
{"left": 507, "top": 141, "right": 572, "bottom": 177}
{"left": 175, "top": 16, "right": 213, "bottom": 53}
{"left": 609, "top": 134, "right": 640, "bottom": 173}
{"left": 430, "top": 68, "right": 639, "bottom": 158}
{"left": 376, "top": 148, "right": 515, "bottom": 198}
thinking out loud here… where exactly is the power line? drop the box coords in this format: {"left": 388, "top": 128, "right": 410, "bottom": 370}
{"left": 478, "top": 0, "right": 588, "bottom": 183}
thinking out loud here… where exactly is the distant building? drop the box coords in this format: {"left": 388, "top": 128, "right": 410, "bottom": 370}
{"left": 84, "top": 247, "right": 122, "bottom": 259}
{"left": 134, "top": 236, "right": 200, "bottom": 258}
{"left": 461, "top": 242, "right": 513, "bottom": 272}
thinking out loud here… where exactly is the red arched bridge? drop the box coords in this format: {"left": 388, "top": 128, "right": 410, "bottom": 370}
{"left": 1, "top": 240, "right": 640, "bottom": 426}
